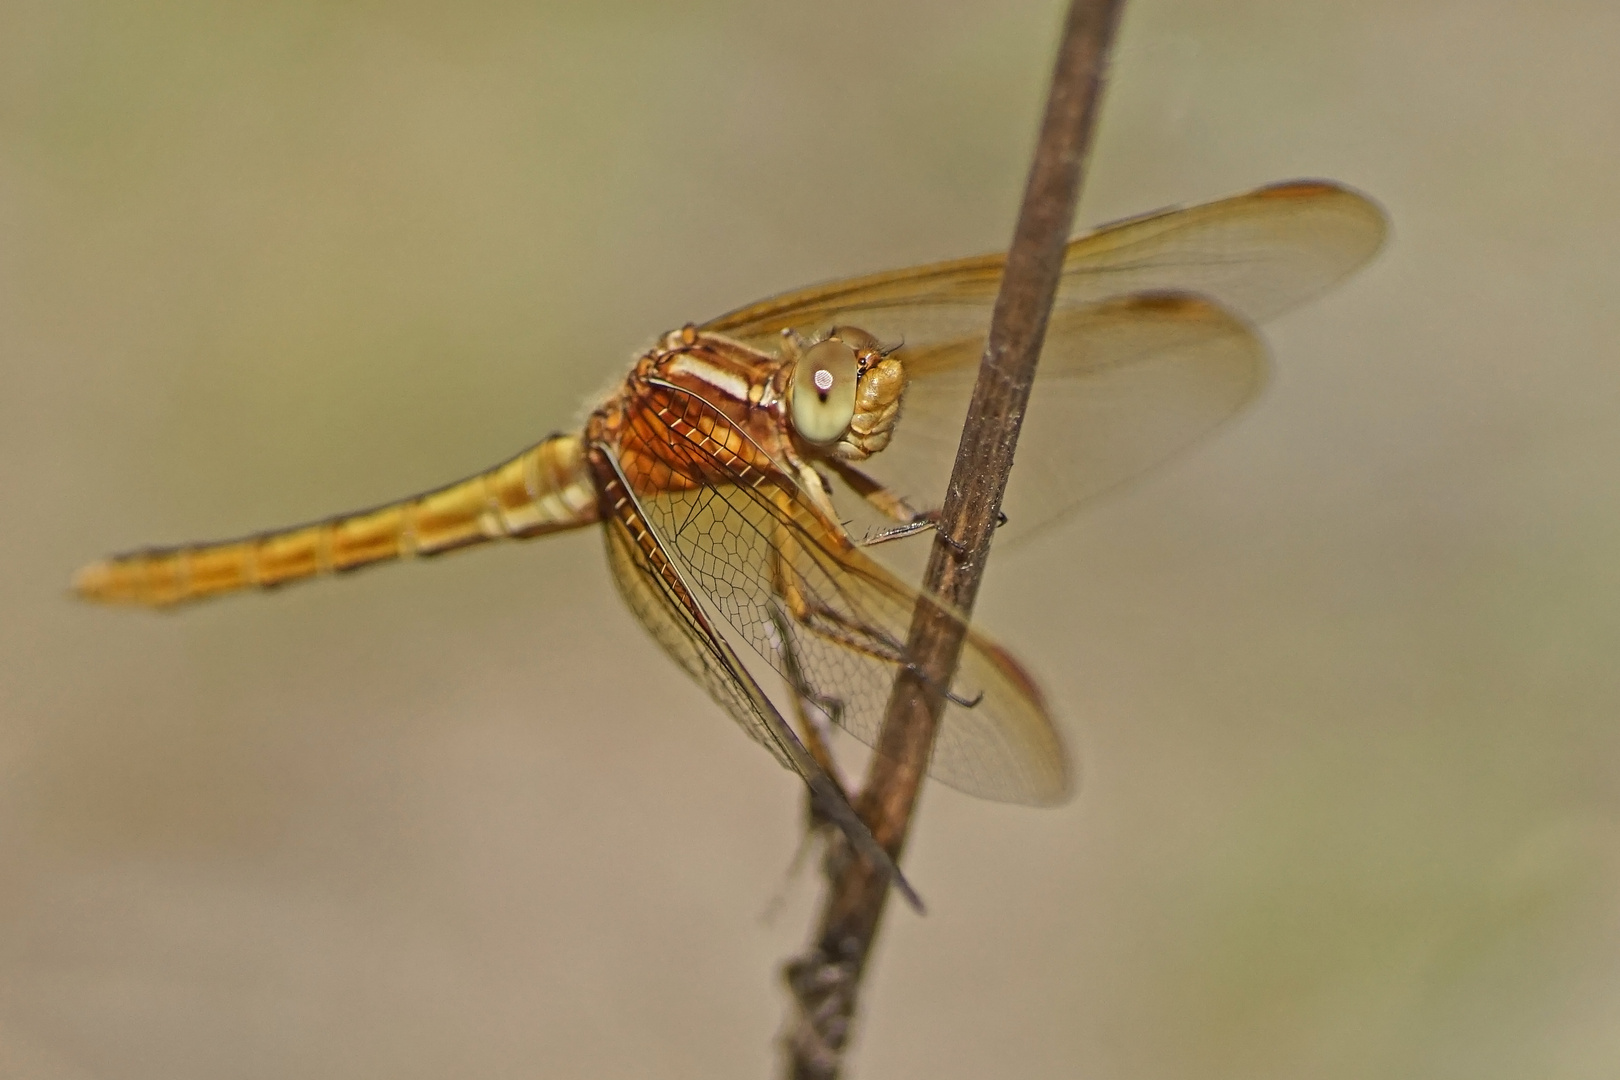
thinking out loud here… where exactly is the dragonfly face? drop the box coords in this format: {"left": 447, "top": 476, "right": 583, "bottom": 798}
{"left": 72, "top": 179, "right": 1388, "bottom": 905}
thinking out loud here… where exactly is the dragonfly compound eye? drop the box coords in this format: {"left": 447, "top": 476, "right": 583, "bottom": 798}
{"left": 790, "top": 338, "right": 859, "bottom": 445}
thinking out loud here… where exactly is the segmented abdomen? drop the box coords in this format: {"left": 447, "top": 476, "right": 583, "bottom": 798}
{"left": 73, "top": 433, "right": 597, "bottom": 607}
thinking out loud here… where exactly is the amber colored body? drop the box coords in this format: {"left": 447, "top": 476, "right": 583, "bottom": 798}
{"left": 73, "top": 432, "right": 597, "bottom": 607}
{"left": 73, "top": 181, "right": 1388, "bottom": 839}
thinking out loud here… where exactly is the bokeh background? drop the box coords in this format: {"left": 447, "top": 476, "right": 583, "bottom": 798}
{"left": 4, "top": 1, "right": 1618, "bottom": 1077}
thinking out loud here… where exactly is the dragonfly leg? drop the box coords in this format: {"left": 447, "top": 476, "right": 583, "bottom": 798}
{"left": 862, "top": 511, "right": 939, "bottom": 547}
{"left": 820, "top": 460, "right": 931, "bottom": 542}
{"left": 792, "top": 591, "right": 984, "bottom": 710}
{"left": 821, "top": 459, "right": 1007, "bottom": 549}
{"left": 873, "top": 508, "right": 1010, "bottom": 553}
{"left": 768, "top": 498, "right": 985, "bottom": 712}
{"left": 766, "top": 600, "right": 850, "bottom": 797}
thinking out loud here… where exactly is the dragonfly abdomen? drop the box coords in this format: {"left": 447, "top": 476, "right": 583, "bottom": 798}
{"left": 73, "top": 433, "right": 598, "bottom": 608}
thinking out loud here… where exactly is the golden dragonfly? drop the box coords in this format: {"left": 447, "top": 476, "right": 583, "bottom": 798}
{"left": 74, "top": 180, "right": 1386, "bottom": 906}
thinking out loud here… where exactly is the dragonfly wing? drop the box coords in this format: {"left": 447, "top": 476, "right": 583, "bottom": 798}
{"left": 626, "top": 386, "right": 1071, "bottom": 805}
{"left": 702, "top": 179, "right": 1385, "bottom": 351}
{"left": 603, "top": 509, "right": 790, "bottom": 768}
{"left": 843, "top": 292, "right": 1267, "bottom": 548}
{"left": 598, "top": 475, "right": 922, "bottom": 908}
{"left": 821, "top": 539, "right": 1073, "bottom": 805}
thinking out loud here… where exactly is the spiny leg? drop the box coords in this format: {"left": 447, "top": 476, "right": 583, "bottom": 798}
{"left": 821, "top": 458, "right": 1006, "bottom": 550}
{"left": 770, "top": 487, "right": 985, "bottom": 711}
{"left": 766, "top": 599, "right": 850, "bottom": 798}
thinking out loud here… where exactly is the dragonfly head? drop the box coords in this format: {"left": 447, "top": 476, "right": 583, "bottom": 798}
{"left": 785, "top": 325, "right": 905, "bottom": 461}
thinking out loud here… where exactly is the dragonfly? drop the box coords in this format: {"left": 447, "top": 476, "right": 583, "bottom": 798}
{"left": 73, "top": 179, "right": 1386, "bottom": 907}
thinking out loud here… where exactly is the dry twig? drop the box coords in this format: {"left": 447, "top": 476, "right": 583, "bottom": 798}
{"left": 779, "top": 1, "right": 1127, "bottom": 1075}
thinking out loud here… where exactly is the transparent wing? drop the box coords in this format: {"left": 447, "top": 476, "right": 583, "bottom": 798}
{"left": 703, "top": 180, "right": 1382, "bottom": 546}
{"left": 614, "top": 385, "right": 1071, "bottom": 805}
{"left": 602, "top": 509, "right": 791, "bottom": 769}
{"left": 702, "top": 180, "right": 1386, "bottom": 347}
{"left": 850, "top": 292, "right": 1267, "bottom": 547}
{"left": 598, "top": 472, "right": 921, "bottom": 907}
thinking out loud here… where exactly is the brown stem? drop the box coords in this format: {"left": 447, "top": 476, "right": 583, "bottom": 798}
{"left": 778, "top": 1, "right": 1127, "bottom": 1076}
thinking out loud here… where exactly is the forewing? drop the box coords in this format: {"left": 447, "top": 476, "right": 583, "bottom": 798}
{"left": 847, "top": 293, "right": 1267, "bottom": 547}
{"left": 702, "top": 180, "right": 1386, "bottom": 350}
{"left": 629, "top": 386, "right": 1071, "bottom": 805}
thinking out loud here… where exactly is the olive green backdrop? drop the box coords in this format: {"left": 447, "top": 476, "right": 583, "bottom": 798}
{"left": 3, "top": 1, "right": 1617, "bottom": 1077}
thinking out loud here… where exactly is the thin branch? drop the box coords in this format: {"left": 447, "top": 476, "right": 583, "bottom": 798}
{"left": 779, "top": 1, "right": 1127, "bottom": 1075}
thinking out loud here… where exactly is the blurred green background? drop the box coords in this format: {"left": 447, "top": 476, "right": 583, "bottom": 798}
{"left": 4, "top": 1, "right": 1619, "bottom": 1077}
